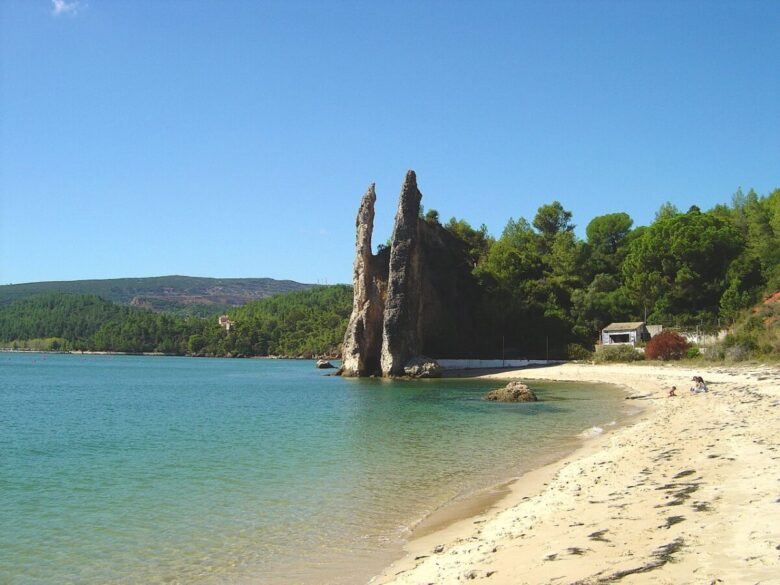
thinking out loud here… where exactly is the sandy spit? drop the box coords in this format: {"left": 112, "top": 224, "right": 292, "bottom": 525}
{"left": 372, "top": 363, "right": 780, "bottom": 585}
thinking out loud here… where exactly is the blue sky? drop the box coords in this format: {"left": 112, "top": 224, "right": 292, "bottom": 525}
{"left": 1, "top": 0, "right": 778, "bottom": 286}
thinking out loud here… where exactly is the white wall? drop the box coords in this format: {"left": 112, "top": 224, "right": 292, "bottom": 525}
{"left": 679, "top": 329, "right": 729, "bottom": 345}
{"left": 437, "top": 359, "right": 564, "bottom": 370}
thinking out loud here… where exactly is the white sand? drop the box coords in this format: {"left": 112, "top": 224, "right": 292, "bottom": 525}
{"left": 373, "top": 363, "right": 780, "bottom": 584}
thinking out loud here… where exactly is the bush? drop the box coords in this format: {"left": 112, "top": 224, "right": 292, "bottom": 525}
{"left": 594, "top": 344, "right": 643, "bottom": 363}
{"left": 645, "top": 331, "right": 690, "bottom": 360}
{"left": 723, "top": 332, "right": 758, "bottom": 351}
{"left": 686, "top": 347, "right": 701, "bottom": 359}
{"left": 725, "top": 344, "right": 751, "bottom": 362}
{"left": 566, "top": 343, "right": 593, "bottom": 360}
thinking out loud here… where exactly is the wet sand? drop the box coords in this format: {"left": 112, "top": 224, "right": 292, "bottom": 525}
{"left": 372, "top": 362, "right": 780, "bottom": 584}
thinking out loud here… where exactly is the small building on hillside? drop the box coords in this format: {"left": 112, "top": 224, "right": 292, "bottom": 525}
{"left": 218, "top": 315, "right": 234, "bottom": 332}
{"left": 601, "top": 322, "right": 649, "bottom": 346}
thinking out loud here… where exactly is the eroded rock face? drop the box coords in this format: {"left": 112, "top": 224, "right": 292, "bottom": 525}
{"left": 340, "top": 184, "right": 387, "bottom": 377}
{"left": 484, "top": 381, "right": 538, "bottom": 402}
{"left": 381, "top": 171, "right": 423, "bottom": 377}
{"left": 340, "top": 170, "right": 480, "bottom": 378}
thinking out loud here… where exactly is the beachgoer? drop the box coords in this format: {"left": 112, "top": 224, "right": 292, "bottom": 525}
{"left": 691, "top": 376, "right": 708, "bottom": 393}
{"left": 668, "top": 386, "right": 677, "bottom": 397}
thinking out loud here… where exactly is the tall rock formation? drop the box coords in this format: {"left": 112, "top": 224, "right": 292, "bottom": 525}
{"left": 340, "top": 184, "right": 388, "bottom": 377}
{"left": 340, "top": 170, "right": 481, "bottom": 377}
{"left": 380, "top": 171, "right": 423, "bottom": 376}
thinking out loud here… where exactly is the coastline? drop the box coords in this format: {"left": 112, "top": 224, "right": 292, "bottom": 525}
{"left": 404, "top": 381, "right": 643, "bottom": 542}
{"left": 0, "top": 348, "right": 333, "bottom": 360}
{"left": 372, "top": 362, "right": 780, "bottom": 584}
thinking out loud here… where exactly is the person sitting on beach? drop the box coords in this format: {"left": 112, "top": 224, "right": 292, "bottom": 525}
{"left": 668, "top": 386, "right": 677, "bottom": 397}
{"left": 690, "top": 376, "right": 708, "bottom": 393}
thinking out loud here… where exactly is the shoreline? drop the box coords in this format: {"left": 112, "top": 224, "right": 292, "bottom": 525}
{"left": 372, "top": 363, "right": 780, "bottom": 584}
{"left": 0, "top": 348, "right": 337, "bottom": 360}
{"left": 404, "top": 380, "right": 644, "bottom": 542}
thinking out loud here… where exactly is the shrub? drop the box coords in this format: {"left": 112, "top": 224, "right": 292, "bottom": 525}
{"left": 645, "top": 331, "right": 690, "bottom": 361}
{"left": 594, "top": 344, "right": 643, "bottom": 363}
{"left": 686, "top": 347, "right": 701, "bottom": 359}
{"left": 567, "top": 343, "right": 593, "bottom": 360}
{"left": 725, "top": 344, "right": 751, "bottom": 362}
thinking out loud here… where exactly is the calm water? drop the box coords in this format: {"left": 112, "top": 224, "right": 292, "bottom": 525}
{"left": 1, "top": 353, "right": 629, "bottom": 585}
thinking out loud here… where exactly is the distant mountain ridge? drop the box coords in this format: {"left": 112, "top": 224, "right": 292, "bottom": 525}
{"left": 0, "top": 276, "right": 312, "bottom": 316}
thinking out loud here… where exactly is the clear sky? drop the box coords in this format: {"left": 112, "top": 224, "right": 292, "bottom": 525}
{"left": 1, "top": 0, "right": 778, "bottom": 286}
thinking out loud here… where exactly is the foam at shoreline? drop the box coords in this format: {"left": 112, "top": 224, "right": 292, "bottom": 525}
{"left": 578, "top": 425, "right": 605, "bottom": 438}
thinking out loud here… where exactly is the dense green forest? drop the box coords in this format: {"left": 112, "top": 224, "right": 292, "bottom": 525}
{"left": 437, "top": 187, "right": 779, "bottom": 359}
{"left": 1, "top": 188, "right": 778, "bottom": 360}
{"left": 193, "top": 285, "right": 352, "bottom": 357}
{"left": 0, "top": 286, "right": 352, "bottom": 357}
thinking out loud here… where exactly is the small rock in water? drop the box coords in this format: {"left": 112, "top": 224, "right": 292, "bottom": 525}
{"left": 403, "top": 355, "right": 442, "bottom": 378}
{"left": 315, "top": 359, "right": 335, "bottom": 369}
{"left": 484, "top": 381, "right": 538, "bottom": 402}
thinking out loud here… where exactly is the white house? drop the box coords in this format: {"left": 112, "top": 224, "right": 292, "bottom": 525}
{"left": 601, "top": 322, "right": 649, "bottom": 346}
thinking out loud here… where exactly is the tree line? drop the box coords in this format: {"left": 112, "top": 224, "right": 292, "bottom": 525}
{"left": 436, "top": 187, "right": 779, "bottom": 358}
{"left": 0, "top": 286, "right": 352, "bottom": 357}
{"left": 1, "top": 187, "right": 777, "bottom": 360}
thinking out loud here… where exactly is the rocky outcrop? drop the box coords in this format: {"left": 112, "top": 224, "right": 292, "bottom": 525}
{"left": 381, "top": 171, "right": 424, "bottom": 376}
{"left": 484, "top": 381, "right": 538, "bottom": 402}
{"left": 315, "top": 359, "right": 335, "bottom": 369}
{"left": 340, "top": 184, "right": 388, "bottom": 377}
{"left": 340, "top": 170, "right": 480, "bottom": 378}
{"left": 403, "top": 356, "right": 442, "bottom": 378}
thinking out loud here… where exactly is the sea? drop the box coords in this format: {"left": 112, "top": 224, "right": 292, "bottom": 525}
{"left": 0, "top": 353, "right": 631, "bottom": 585}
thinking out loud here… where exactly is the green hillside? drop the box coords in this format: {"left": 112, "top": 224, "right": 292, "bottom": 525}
{"left": 0, "top": 286, "right": 352, "bottom": 357}
{"left": 0, "top": 275, "right": 312, "bottom": 316}
{"left": 0, "top": 293, "right": 127, "bottom": 343}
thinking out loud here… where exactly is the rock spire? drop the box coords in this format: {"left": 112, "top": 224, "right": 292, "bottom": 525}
{"left": 380, "top": 171, "right": 423, "bottom": 376}
{"left": 340, "top": 184, "right": 386, "bottom": 376}
{"left": 339, "top": 170, "right": 480, "bottom": 377}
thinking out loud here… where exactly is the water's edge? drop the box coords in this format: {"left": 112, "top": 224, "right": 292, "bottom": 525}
{"left": 1, "top": 355, "right": 632, "bottom": 585}
{"left": 368, "top": 379, "right": 644, "bottom": 584}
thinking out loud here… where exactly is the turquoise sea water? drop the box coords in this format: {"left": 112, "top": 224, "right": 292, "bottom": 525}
{"left": 1, "top": 353, "right": 629, "bottom": 585}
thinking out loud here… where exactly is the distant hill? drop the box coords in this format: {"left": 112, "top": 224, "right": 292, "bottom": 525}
{"left": 0, "top": 276, "right": 312, "bottom": 316}
{"left": 0, "top": 286, "right": 352, "bottom": 356}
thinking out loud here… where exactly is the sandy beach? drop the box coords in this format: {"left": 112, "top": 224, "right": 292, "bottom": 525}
{"left": 373, "top": 363, "right": 780, "bottom": 585}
